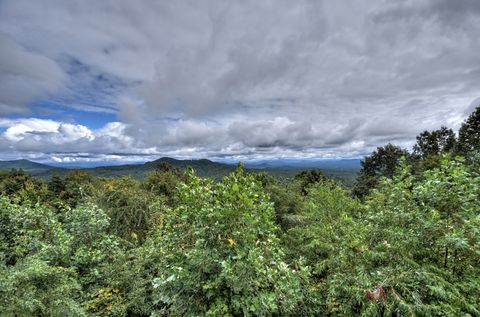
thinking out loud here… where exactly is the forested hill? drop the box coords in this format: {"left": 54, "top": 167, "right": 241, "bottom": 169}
{"left": 0, "top": 158, "right": 234, "bottom": 179}
{"left": 0, "top": 159, "right": 65, "bottom": 175}
{"left": 0, "top": 157, "right": 360, "bottom": 185}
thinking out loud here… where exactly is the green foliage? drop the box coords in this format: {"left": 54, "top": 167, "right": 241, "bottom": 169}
{"left": 96, "top": 177, "right": 163, "bottom": 242}
{"left": 0, "top": 197, "right": 70, "bottom": 266}
{"left": 0, "top": 197, "right": 85, "bottom": 316}
{"left": 62, "top": 203, "right": 124, "bottom": 295}
{"left": 294, "top": 169, "right": 327, "bottom": 195}
{"left": 143, "top": 162, "right": 185, "bottom": 201}
{"left": 353, "top": 143, "right": 409, "bottom": 198}
{"left": 0, "top": 258, "right": 85, "bottom": 317}
{"left": 413, "top": 126, "right": 457, "bottom": 159}
{"left": 46, "top": 170, "right": 96, "bottom": 208}
{"left": 313, "top": 156, "right": 480, "bottom": 316}
{"left": 86, "top": 243, "right": 159, "bottom": 316}
{"left": 152, "top": 167, "right": 307, "bottom": 316}
{"left": 253, "top": 172, "right": 308, "bottom": 230}
{"left": 70, "top": 205, "right": 157, "bottom": 317}
{"left": 0, "top": 169, "right": 48, "bottom": 204}
{"left": 282, "top": 180, "right": 364, "bottom": 315}
{"left": 457, "top": 105, "right": 480, "bottom": 156}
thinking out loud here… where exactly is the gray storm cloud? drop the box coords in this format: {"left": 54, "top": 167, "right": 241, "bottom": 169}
{"left": 0, "top": 0, "right": 479, "bottom": 161}
{"left": 0, "top": 35, "right": 66, "bottom": 114}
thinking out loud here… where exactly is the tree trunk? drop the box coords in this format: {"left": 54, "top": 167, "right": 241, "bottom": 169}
{"left": 444, "top": 246, "right": 448, "bottom": 268}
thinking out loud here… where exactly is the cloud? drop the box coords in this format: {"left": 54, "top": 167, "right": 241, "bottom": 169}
{"left": 0, "top": 118, "right": 151, "bottom": 160}
{"left": 0, "top": 34, "right": 66, "bottom": 114}
{"left": 0, "top": 0, "right": 479, "bottom": 161}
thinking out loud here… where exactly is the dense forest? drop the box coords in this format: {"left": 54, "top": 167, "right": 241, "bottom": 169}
{"left": 0, "top": 106, "right": 479, "bottom": 316}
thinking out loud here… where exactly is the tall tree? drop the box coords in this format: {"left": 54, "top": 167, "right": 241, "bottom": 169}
{"left": 413, "top": 126, "right": 456, "bottom": 159}
{"left": 353, "top": 143, "right": 409, "bottom": 198}
{"left": 457, "top": 106, "right": 480, "bottom": 156}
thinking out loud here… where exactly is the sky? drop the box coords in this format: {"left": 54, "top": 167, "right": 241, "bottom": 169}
{"left": 0, "top": 0, "right": 479, "bottom": 164}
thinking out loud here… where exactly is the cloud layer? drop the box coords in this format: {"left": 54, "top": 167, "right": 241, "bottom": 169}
{"left": 0, "top": 0, "right": 479, "bottom": 162}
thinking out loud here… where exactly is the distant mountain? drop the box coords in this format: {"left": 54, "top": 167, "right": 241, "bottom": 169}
{"left": 0, "top": 158, "right": 237, "bottom": 180}
{"left": 89, "top": 157, "right": 236, "bottom": 179}
{"left": 245, "top": 158, "right": 360, "bottom": 169}
{"left": 0, "top": 157, "right": 360, "bottom": 186}
{"left": 0, "top": 159, "right": 66, "bottom": 175}
{"left": 244, "top": 159, "right": 361, "bottom": 186}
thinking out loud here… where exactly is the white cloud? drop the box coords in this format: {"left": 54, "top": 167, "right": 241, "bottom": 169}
{"left": 0, "top": 118, "right": 153, "bottom": 160}
{"left": 0, "top": 118, "right": 59, "bottom": 142}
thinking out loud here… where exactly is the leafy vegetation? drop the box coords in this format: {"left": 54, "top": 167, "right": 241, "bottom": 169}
{"left": 0, "top": 106, "right": 479, "bottom": 316}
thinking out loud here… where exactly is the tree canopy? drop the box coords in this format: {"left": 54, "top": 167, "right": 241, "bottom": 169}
{"left": 413, "top": 126, "right": 456, "bottom": 159}
{"left": 353, "top": 143, "right": 409, "bottom": 198}
{"left": 457, "top": 105, "right": 480, "bottom": 156}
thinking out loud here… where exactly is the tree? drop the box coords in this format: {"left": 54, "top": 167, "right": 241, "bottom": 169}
{"left": 413, "top": 126, "right": 456, "bottom": 159}
{"left": 355, "top": 156, "right": 480, "bottom": 315}
{"left": 95, "top": 177, "right": 163, "bottom": 242}
{"left": 304, "top": 156, "right": 480, "bottom": 315}
{"left": 0, "top": 169, "right": 47, "bottom": 204}
{"left": 457, "top": 105, "right": 480, "bottom": 156}
{"left": 282, "top": 180, "right": 363, "bottom": 315}
{"left": 0, "top": 258, "right": 85, "bottom": 317}
{"left": 0, "top": 197, "right": 85, "bottom": 316}
{"left": 50, "top": 170, "right": 95, "bottom": 208}
{"left": 294, "top": 170, "right": 327, "bottom": 195}
{"left": 152, "top": 167, "right": 307, "bottom": 316}
{"left": 253, "top": 172, "right": 308, "bottom": 231}
{"left": 143, "top": 162, "right": 184, "bottom": 203}
{"left": 353, "top": 144, "right": 409, "bottom": 198}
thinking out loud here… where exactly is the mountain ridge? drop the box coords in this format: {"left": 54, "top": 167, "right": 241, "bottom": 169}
{"left": 0, "top": 157, "right": 360, "bottom": 186}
